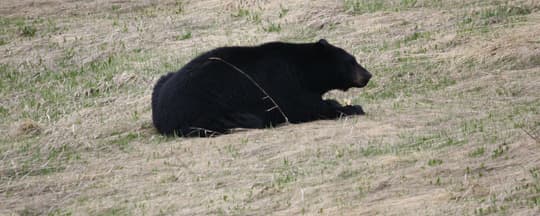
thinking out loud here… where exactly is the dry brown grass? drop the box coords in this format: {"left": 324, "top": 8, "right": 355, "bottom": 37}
{"left": 1, "top": 0, "right": 539, "bottom": 215}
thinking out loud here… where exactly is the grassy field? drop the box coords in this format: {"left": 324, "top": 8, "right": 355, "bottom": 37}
{"left": 1, "top": 0, "right": 539, "bottom": 215}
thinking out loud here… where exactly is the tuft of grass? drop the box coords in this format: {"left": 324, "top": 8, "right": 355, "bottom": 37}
{"left": 0, "top": 106, "right": 7, "bottom": 117}
{"left": 272, "top": 158, "right": 301, "bottom": 189}
{"left": 110, "top": 132, "right": 139, "bottom": 152}
{"left": 232, "top": 8, "right": 250, "bottom": 18}
{"left": 359, "top": 146, "right": 386, "bottom": 157}
{"left": 111, "top": 5, "right": 121, "bottom": 11}
{"left": 478, "top": 5, "right": 531, "bottom": 22}
{"left": 264, "top": 23, "right": 281, "bottom": 33}
{"left": 20, "top": 24, "right": 37, "bottom": 37}
{"left": 176, "top": 31, "right": 192, "bottom": 40}
{"left": 232, "top": 8, "right": 262, "bottom": 24}
{"left": 224, "top": 144, "right": 240, "bottom": 159}
{"left": 427, "top": 158, "right": 443, "bottom": 166}
{"left": 468, "top": 147, "right": 485, "bottom": 157}
{"left": 401, "top": 31, "right": 431, "bottom": 45}
{"left": 344, "top": 0, "right": 385, "bottom": 14}
{"left": 491, "top": 143, "right": 509, "bottom": 159}
{"left": 461, "top": 119, "right": 485, "bottom": 135}
{"left": 279, "top": 5, "right": 290, "bottom": 18}
{"left": 344, "top": 0, "right": 423, "bottom": 14}
{"left": 529, "top": 168, "right": 540, "bottom": 207}
{"left": 160, "top": 174, "right": 179, "bottom": 183}
{"left": 175, "top": 0, "right": 184, "bottom": 14}
{"left": 459, "top": 4, "right": 532, "bottom": 34}
{"left": 530, "top": 167, "right": 540, "bottom": 179}
{"left": 338, "top": 169, "right": 361, "bottom": 179}
{"left": 399, "top": 0, "right": 417, "bottom": 8}
{"left": 96, "top": 207, "right": 128, "bottom": 216}
{"left": 47, "top": 208, "right": 73, "bottom": 216}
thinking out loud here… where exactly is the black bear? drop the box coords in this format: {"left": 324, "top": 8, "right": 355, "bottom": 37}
{"left": 151, "top": 39, "right": 372, "bottom": 137}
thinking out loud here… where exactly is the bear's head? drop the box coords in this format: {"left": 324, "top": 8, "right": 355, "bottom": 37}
{"left": 316, "top": 39, "right": 372, "bottom": 91}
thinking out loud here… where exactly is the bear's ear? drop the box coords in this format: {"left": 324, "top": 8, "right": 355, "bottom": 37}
{"left": 318, "top": 39, "right": 330, "bottom": 46}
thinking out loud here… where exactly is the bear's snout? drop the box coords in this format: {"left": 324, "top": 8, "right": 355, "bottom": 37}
{"left": 352, "top": 67, "right": 372, "bottom": 88}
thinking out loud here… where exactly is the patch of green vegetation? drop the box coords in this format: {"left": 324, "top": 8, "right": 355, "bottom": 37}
{"left": 357, "top": 59, "right": 457, "bottom": 101}
{"left": 48, "top": 208, "right": 73, "bottom": 216}
{"left": 0, "top": 16, "right": 25, "bottom": 37}
{"left": 474, "top": 193, "right": 510, "bottom": 216}
{"left": 0, "top": 49, "right": 163, "bottom": 124}
{"left": 400, "top": 134, "right": 441, "bottom": 151}
{"left": 20, "top": 24, "right": 37, "bottom": 37}
{"left": 344, "top": 0, "right": 441, "bottom": 14}
{"left": 224, "top": 144, "right": 239, "bottom": 159}
{"left": 174, "top": 0, "right": 184, "bottom": 14}
{"left": 0, "top": 105, "right": 8, "bottom": 118}
{"left": 231, "top": 8, "right": 261, "bottom": 24}
{"left": 505, "top": 167, "right": 540, "bottom": 209}
{"left": 176, "top": 31, "right": 192, "bottom": 40}
{"left": 121, "top": 23, "right": 128, "bottom": 33}
{"left": 280, "top": 27, "right": 317, "bottom": 42}
{"left": 427, "top": 158, "right": 443, "bottom": 166}
{"left": 160, "top": 174, "right": 179, "bottom": 183}
{"left": 359, "top": 145, "right": 386, "bottom": 157}
{"left": 264, "top": 23, "right": 281, "bottom": 33}
{"left": 45, "top": 18, "right": 60, "bottom": 34}
{"left": 232, "top": 8, "right": 250, "bottom": 18}
{"left": 478, "top": 5, "right": 531, "bottom": 22}
{"left": 279, "top": 5, "right": 289, "bottom": 18}
{"left": 461, "top": 119, "right": 485, "bottom": 135}
{"left": 48, "top": 144, "right": 81, "bottom": 162}
{"left": 111, "top": 5, "right": 121, "bottom": 11}
{"left": 31, "top": 166, "right": 66, "bottom": 176}
{"left": 459, "top": 4, "right": 532, "bottom": 33}
{"left": 344, "top": 0, "right": 385, "bottom": 14}
{"left": 11, "top": 17, "right": 58, "bottom": 37}
{"left": 430, "top": 176, "right": 442, "bottom": 185}
{"left": 272, "top": 158, "right": 302, "bottom": 189}
{"left": 110, "top": 132, "right": 139, "bottom": 151}
{"left": 403, "top": 131, "right": 466, "bottom": 151}
{"left": 357, "top": 130, "right": 466, "bottom": 157}
{"left": 17, "top": 208, "right": 41, "bottom": 216}
{"left": 530, "top": 167, "right": 539, "bottom": 179}
{"left": 338, "top": 169, "right": 361, "bottom": 179}
{"left": 468, "top": 147, "right": 485, "bottom": 157}
{"left": 358, "top": 39, "right": 393, "bottom": 53}
{"left": 491, "top": 143, "right": 509, "bottom": 159}
{"left": 529, "top": 167, "right": 540, "bottom": 207}
{"left": 0, "top": 16, "right": 14, "bottom": 28}
{"left": 398, "top": 31, "right": 431, "bottom": 46}
{"left": 400, "top": 0, "right": 418, "bottom": 8}
{"left": 96, "top": 206, "right": 129, "bottom": 216}
{"left": 0, "top": 137, "right": 84, "bottom": 179}
{"left": 495, "top": 83, "right": 522, "bottom": 97}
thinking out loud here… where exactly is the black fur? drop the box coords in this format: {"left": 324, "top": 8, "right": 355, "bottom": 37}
{"left": 151, "top": 39, "right": 372, "bottom": 136}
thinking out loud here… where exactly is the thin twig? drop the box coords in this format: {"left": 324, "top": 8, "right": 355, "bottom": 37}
{"left": 188, "top": 127, "right": 221, "bottom": 137}
{"left": 208, "top": 57, "right": 289, "bottom": 123}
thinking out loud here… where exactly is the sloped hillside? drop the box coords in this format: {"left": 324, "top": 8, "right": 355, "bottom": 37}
{"left": 1, "top": 0, "right": 539, "bottom": 215}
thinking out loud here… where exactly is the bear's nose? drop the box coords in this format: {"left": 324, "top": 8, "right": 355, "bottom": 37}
{"left": 352, "top": 72, "right": 371, "bottom": 88}
{"left": 364, "top": 71, "right": 372, "bottom": 81}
